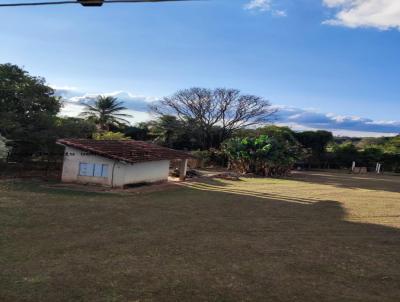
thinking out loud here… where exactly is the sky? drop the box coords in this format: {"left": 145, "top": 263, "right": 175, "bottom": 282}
{"left": 0, "top": 0, "right": 399, "bottom": 137}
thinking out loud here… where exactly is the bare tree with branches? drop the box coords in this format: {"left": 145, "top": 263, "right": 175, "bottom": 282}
{"left": 150, "top": 88, "right": 276, "bottom": 149}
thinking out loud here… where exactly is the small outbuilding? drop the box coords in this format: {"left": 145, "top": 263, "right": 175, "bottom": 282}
{"left": 57, "top": 139, "right": 193, "bottom": 188}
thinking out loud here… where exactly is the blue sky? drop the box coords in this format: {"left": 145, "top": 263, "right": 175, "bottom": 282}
{"left": 0, "top": 0, "right": 399, "bottom": 136}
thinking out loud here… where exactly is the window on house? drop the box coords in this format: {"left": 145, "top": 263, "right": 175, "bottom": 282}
{"left": 79, "top": 163, "right": 109, "bottom": 177}
{"left": 101, "top": 164, "right": 108, "bottom": 177}
{"left": 93, "top": 164, "right": 102, "bottom": 177}
{"left": 79, "top": 163, "right": 92, "bottom": 176}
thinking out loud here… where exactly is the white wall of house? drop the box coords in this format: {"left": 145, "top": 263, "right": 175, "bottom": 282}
{"left": 61, "top": 146, "right": 170, "bottom": 187}
{"left": 123, "top": 160, "right": 170, "bottom": 185}
{"left": 62, "top": 146, "right": 115, "bottom": 186}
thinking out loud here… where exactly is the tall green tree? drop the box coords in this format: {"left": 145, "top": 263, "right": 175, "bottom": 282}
{"left": 80, "top": 95, "right": 132, "bottom": 131}
{"left": 0, "top": 63, "right": 61, "bottom": 159}
{"left": 148, "top": 115, "right": 183, "bottom": 148}
{"left": 295, "top": 130, "right": 333, "bottom": 167}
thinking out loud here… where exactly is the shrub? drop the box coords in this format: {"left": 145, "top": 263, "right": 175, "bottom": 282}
{"left": 222, "top": 135, "right": 300, "bottom": 177}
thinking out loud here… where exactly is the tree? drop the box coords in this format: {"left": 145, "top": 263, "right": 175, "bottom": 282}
{"left": 80, "top": 95, "right": 132, "bottom": 131}
{"left": 55, "top": 117, "right": 96, "bottom": 139}
{"left": 324, "top": 136, "right": 400, "bottom": 172}
{"left": 383, "top": 136, "right": 400, "bottom": 154}
{"left": 257, "top": 125, "right": 304, "bottom": 161}
{"left": 379, "top": 136, "right": 400, "bottom": 172}
{"left": 147, "top": 115, "right": 222, "bottom": 150}
{"left": 295, "top": 130, "right": 333, "bottom": 167}
{"left": 330, "top": 142, "right": 359, "bottom": 168}
{"left": 150, "top": 88, "right": 276, "bottom": 149}
{"left": 0, "top": 63, "right": 61, "bottom": 160}
{"left": 356, "top": 137, "right": 387, "bottom": 149}
{"left": 124, "top": 123, "right": 152, "bottom": 141}
{"left": 148, "top": 115, "right": 184, "bottom": 148}
{"left": 361, "top": 146, "right": 384, "bottom": 166}
{"left": 257, "top": 126, "right": 299, "bottom": 146}
{"left": 223, "top": 134, "right": 299, "bottom": 176}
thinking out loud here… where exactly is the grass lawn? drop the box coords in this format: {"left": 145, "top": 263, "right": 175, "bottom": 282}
{"left": 1, "top": 171, "right": 400, "bottom": 302}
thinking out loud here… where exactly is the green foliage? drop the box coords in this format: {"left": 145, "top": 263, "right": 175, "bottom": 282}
{"left": 330, "top": 142, "right": 359, "bottom": 167}
{"left": 192, "top": 148, "right": 228, "bottom": 167}
{"left": 55, "top": 117, "right": 96, "bottom": 139}
{"left": 148, "top": 115, "right": 184, "bottom": 148}
{"left": 131, "top": 115, "right": 223, "bottom": 150}
{"left": 93, "top": 131, "right": 129, "bottom": 140}
{"left": 257, "top": 125, "right": 294, "bottom": 138}
{"left": 356, "top": 137, "right": 386, "bottom": 149}
{"left": 0, "top": 63, "right": 104, "bottom": 161}
{"left": 223, "top": 134, "right": 300, "bottom": 176}
{"left": 80, "top": 95, "right": 132, "bottom": 131}
{"left": 124, "top": 123, "right": 151, "bottom": 141}
{"left": 326, "top": 136, "right": 400, "bottom": 172}
{"left": 361, "top": 146, "right": 384, "bottom": 163}
{"left": 257, "top": 126, "right": 303, "bottom": 153}
{"left": 0, "top": 63, "right": 61, "bottom": 160}
{"left": 360, "top": 136, "right": 400, "bottom": 172}
{"left": 295, "top": 130, "right": 333, "bottom": 167}
{"left": 383, "top": 136, "right": 400, "bottom": 154}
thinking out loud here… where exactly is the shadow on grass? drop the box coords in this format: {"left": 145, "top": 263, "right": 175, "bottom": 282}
{"left": 1, "top": 176, "right": 400, "bottom": 301}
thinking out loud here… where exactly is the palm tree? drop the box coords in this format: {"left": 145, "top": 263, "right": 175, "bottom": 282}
{"left": 80, "top": 96, "right": 132, "bottom": 131}
{"left": 149, "top": 115, "right": 182, "bottom": 148}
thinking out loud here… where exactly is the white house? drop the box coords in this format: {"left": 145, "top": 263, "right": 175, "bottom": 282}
{"left": 57, "top": 139, "right": 193, "bottom": 188}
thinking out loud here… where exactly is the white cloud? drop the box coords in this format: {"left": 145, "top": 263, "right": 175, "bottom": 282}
{"left": 244, "top": 0, "right": 287, "bottom": 16}
{"left": 275, "top": 105, "right": 400, "bottom": 136}
{"left": 323, "top": 0, "right": 400, "bottom": 30}
{"left": 274, "top": 10, "right": 287, "bottom": 17}
{"left": 56, "top": 88, "right": 157, "bottom": 124}
{"left": 245, "top": 0, "right": 271, "bottom": 12}
{"left": 276, "top": 121, "right": 398, "bottom": 137}
{"left": 67, "top": 91, "right": 157, "bottom": 112}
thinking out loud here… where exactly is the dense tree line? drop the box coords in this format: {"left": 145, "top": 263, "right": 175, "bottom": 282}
{"left": 326, "top": 137, "right": 400, "bottom": 172}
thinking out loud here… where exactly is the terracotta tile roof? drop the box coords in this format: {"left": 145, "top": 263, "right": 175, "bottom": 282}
{"left": 57, "top": 139, "right": 194, "bottom": 164}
